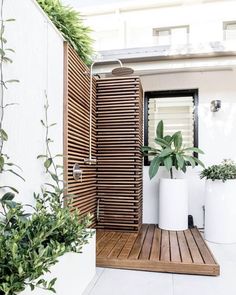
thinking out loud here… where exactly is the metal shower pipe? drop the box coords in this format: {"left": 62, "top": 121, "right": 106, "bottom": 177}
{"left": 84, "top": 59, "right": 124, "bottom": 165}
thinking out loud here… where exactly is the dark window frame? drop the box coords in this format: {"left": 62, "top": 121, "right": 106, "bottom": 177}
{"left": 144, "top": 89, "right": 199, "bottom": 166}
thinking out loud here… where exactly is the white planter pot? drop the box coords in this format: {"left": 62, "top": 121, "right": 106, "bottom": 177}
{"left": 205, "top": 180, "right": 236, "bottom": 244}
{"left": 159, "top": 178, "right": 188, "bottom": 231}
{"left": 20, "top": 231, "right": 96, "bottom": 295}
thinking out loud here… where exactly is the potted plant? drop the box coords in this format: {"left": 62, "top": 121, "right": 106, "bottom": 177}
{"left": 200, "top": 159, "right": 236, "bottom": 244}
{"left": 142, "top": 120, "right": 204, "bottom": 231}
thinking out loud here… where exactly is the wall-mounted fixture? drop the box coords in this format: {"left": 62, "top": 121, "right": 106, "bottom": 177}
{"left": 211, "top": 100, "right": 221, "bottom": 112}
{"left": 73, "top": 163, "right": 83, "bottom": 182}
{"left": 84, "top": 59, "right": 134, "bottom": 165}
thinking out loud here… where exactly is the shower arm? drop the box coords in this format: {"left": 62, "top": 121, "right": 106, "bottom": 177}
{"left": 85, "top": 59, "right": 123, "bottom": 165}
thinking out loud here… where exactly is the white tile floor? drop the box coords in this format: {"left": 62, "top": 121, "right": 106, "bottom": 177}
{"left": 83, "top": 242, "right": 236, "bottom": 295}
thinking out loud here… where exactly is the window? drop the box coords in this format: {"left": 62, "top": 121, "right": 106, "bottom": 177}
{"left": 144, "top": 89, "right": 198, "bottom": 166}
{"left": 153, "top": 25, "right": 189, "bottom": 46}
{"left": 223, "top": 21, "right": 236, "bottom": 41}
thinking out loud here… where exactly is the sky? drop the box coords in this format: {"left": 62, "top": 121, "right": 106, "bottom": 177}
{"left": 62, "top": 0, "right": 136, "bottom": 8}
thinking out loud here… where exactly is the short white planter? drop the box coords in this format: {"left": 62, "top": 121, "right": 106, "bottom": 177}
{"left": 159, "top": 178, "right": 188, "bottom": 231}
{"left": 20, "top": 231, "right": 96, "bottom": 295}
{"left": 205, "top": 180, "right": 236, "bottom": 244}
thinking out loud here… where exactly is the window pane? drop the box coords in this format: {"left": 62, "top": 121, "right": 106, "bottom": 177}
{"left": 225, "top": 23, "right": 236, "bottom": 40}
{"left": 148, "top": 96, "right": 195, "bottom": 161}
{"left": 171, "top": 27, "right": 188, "bottom": 45}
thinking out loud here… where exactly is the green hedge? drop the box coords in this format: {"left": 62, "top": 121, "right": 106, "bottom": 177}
{"left": 37, "top": 0, "right": 93, "bottom": 64}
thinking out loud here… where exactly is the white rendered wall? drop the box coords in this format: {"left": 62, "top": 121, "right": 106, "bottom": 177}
{"left": 141, "top": 69, "right": 236, "bottom": 227}
{"left": 4, "top": 1, "right": 96, "bottom": 293}
{"left": 4, "top": 0, "right": 64, "bottom": 205}
{"left": 80, "top": 0, "right": 236, "bottom": 50}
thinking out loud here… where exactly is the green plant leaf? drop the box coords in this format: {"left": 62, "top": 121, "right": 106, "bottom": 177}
{"left": 0, "top": 186, "right": 19, "bottom": 193}
{"left": 0, "top": 128, "right": 8, "bottom": 141}
{"left": 164, "top": 156, "right": 172, "bottom": 171}
{"left": 176, "top": 154, "right": 184, "bottom": 169}
{"left": 164, "top": 135, "right": 172, "bottom": 143}
{"left": 37, "top": 154, "right": 47, "bottom": 159}
{"left": 181, "top": 162, "right": 187, "bottom": 173}
{"left": 5, "top": 79, "right": 19, "bottom": 83}
{"left": 184, "top": 155, "right": 196, "bottom": 168}
{"left": 44, "top": 158, "right": 52, "bottom": 169}
{"left": 194, "top": 157, "right": 205, "bottom": 168}
{"left": 6, "top": 169, "right": 25, "bottom": 181}
{"left": 173, "top": 131, "right": 182, "bottom": 150}
{"left": 154, "top": 138, "right": 170, "bottom": 148}
{"left": 184, "top": 147, "right": 204, "bottom": 154}
{"left": 158, "top": 147, "right": 172, "bottom": 158}
{"left": 156, "top": 120, "right": 164, "bottom": 139}
{"left": 0, "top": 155, "right": 4, "bottom": 168}
{"left": 1, "top": 192, "right": 15, "bottom": 201}
{"left": 149, "top": 157, "right": 161, "bottom": 179}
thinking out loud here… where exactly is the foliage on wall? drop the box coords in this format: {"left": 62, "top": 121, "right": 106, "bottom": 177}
{"left": 0, "top": 0, "right": 24, "bottom": 192}
{"left": 37, "top": 0, "right": 93, "bottom": 65}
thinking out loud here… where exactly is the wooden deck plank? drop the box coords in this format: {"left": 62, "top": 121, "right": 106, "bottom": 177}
{"left": 109, "top": 233, "right": 130, "bottom": 259}
{"left": 128, "top": 224, "right": 148, "bottom": 259}
{"left": 96, "top": 230, "right": 106, "bottom": 242}
{"left": 96, "top": 226, "right": 220, "bottom": 276}
{"left": 150, "top": 226, "right": 161, "bottom": 261}
{"left": 184, "top": 229, "right": 204, "bottom": 264}
{"left": 169, "top": 231, "right": 181, "bottom": 262}
{"left": 160, "top": 230, "right": 170, "bottom": 262}
{"left": 191, "top": 228, "right": 216, "bottom": 264}
{"left": 118, "top": 233, "right": 137, "bottom": 259}
{"left": 139, "top": 224, "right": 155, "bottom": 260}
{"left": 177, "top": 231, "right": 192, "bottom": 264}
{"left": 98, "top": 232, "right": 123, "bottom": 258}
{"left": 96, "top": 232, "right": 115, "bottom": 255}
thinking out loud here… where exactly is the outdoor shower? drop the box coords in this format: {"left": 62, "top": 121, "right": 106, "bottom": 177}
{"left": 84, "top": 59, "right": 134, "bottom": 165}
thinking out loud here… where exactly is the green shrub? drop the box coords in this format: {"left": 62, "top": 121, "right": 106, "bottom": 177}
{"left": 142, "top": 120, "right": 205, "bottom": 179}
{"left": 200, "top": 159, "right": 236, "bottom": 182}
{"left": 0, "top": 192, "right": 91, "bottom": 295}
{"left": 37, "top": 0, "right": 93, "bottom": 64}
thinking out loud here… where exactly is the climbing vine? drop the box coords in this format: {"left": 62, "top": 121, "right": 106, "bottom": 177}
{"left": 0, "top": 0, "right": 24, "bottom": 193}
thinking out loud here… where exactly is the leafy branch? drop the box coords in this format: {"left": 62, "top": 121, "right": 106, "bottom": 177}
{"left": 37, "top": 93, "right": 64, "bottom": 205}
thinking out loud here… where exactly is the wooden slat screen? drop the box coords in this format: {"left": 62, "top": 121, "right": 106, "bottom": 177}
{"left": 64, "top": 43, "right": 97, "bottom": 226}
{"left": 96, "top": 76, "right": 143, "bottom": 231}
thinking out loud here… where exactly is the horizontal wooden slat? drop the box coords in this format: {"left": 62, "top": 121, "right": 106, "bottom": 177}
{"left": 96, "top": 76, "right": 143, "bottom": 231}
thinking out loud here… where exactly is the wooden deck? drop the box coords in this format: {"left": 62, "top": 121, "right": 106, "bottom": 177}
{"left": 96, "top": 224, "right": 220, "bottom": 276}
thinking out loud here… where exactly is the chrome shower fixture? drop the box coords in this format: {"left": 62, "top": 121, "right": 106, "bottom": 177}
{"left": 84, "top": 59, "right": 134, "bottom": 165}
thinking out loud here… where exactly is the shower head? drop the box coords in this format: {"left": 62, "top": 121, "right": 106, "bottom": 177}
{"left": 111, "top": 66, "right": 134, "bottom": 76}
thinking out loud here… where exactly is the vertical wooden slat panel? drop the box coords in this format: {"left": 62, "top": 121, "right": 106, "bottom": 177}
{"left": 63, "top": 43, "right": 97, "bottom": 226}
{"left": 96, "top": 76, "right": 143, "bottom": 231}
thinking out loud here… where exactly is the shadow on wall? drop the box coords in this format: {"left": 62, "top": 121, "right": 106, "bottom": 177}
{"left": 199, "top": 102, "right": 236, "bottom": 165}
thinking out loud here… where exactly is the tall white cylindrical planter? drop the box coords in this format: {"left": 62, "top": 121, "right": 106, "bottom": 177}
{"left": 205, "top": 180, "right": 236, "bottom": 244}
{"left": 159, "top": 178, "right": 188, "bottom": 231}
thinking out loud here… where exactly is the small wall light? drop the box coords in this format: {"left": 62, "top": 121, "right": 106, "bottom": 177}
{"left": 211, "top": 100, "right": 221, "bottom": 112}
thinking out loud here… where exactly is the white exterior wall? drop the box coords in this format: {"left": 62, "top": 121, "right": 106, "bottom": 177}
{"left": 4, "top": 1, "right": 95, "bottom": 294}
{"left": 141, "top": 69, "right": 236, "bottom": 227}
{"left": 4, "top": 0, "right": 64, "bottom": 205}
{"left": 81, "top": 0, "right": 236, "bottom": 50}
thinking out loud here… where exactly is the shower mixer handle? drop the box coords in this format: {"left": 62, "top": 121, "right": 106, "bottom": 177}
{"left": 73, "top": 163, "right": 83, "bottom": 182}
